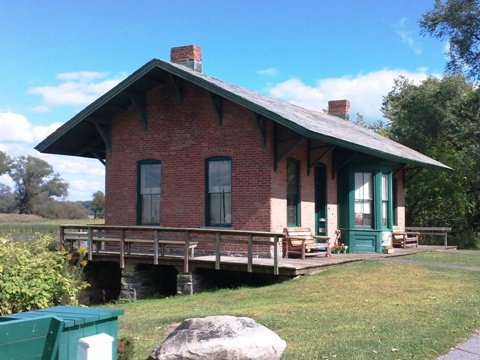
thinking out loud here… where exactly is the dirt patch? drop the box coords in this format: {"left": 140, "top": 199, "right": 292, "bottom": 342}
{"left": 0, "top": 213, "right": 44, "bottom": 223}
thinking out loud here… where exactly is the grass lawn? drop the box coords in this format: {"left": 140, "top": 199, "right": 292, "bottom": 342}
{"left": 404, "top": 250, "right": 480, "bottom": 268}
{"left": 105, "top": 255, "right": 480, "bottom": 360}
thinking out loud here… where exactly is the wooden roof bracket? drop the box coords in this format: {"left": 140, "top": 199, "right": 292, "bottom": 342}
{"left": 404, "top": 167, "right": 423, "bottom": 185}
{"left": 273, "top": 122, "right": 304, "bottom": 171}
{"left": 393, "top": 164, "right": 406, "bottom": 176}
{"left": 333, "top": 152, "right": 359, "bottom": 179}
{"left": 127, "top": 93, "right": 148, "bottom": 131}
{"left": 90, "top": 151, "right": 106, "bottom": 166}
{"left": 307, "top": 143, "right": 336, "bottom": 176}
{"left": 94, "top": 122, "right": 112, "bottom": 156}
{"left": 209, "top": 92, "right": 223, "bottom": 125}
{"left": 253, "top": 112, "right": 266, "bottom": 149}
{"left": 169, "top": 73, "right": 183, "bottom": 103}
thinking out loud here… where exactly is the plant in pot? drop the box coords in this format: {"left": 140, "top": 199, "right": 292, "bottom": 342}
{"left": 383, "top": 245, "right": 394, "bottom": 254}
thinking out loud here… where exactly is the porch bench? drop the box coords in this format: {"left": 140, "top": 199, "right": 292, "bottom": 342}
{"left": 392, "top": 230, "right": 420, "bottom": 248}
{"left": 283, "top": 227, "right": 331, "bottom": 259}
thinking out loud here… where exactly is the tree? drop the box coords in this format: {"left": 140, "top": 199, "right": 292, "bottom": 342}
{"left": 0, "top": 184, "right": 16, "bottom": 213}
{"left": 0, "top": 151, "right": 12, "bottom": 176}
{"left": 382, "top": 75, "right": 480, "bottom": 242}
{"left": 420, "top": 0, "right": 480, "bottom": 81}
{"left": 9, "top": 155, "right": 69, "bottom": 214}
{"left": 91, "top": 191, "right": 105, "bottom": 219}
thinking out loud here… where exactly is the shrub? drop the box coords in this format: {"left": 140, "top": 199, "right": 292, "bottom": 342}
{"left": 448, "top": 231, "right": 479, "bottom": 249}
{"left": 0, "top": 234, "right": 89, "bottom": 315}
{"left": 117, "top": 336, "right": 135, "bottom": 360}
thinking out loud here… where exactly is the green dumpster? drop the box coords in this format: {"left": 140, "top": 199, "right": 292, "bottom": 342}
{"left": 1, "top": 306, "right": 124, "bottom": 360}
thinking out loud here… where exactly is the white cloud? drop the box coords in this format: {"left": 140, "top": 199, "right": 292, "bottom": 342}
{"left": 257, "top": 67, "right": 279, "bottom": 77}
{"left": 28, "top": 71, "right": 126, "bottom": 111}
{"left": 0, "top": 112, "right": 105, "bottom": 201}
{"left": 267, "top": 69, "right": 440, "bottom": 121}
{"left": 396, "top": 18, "right": 422, "bottom": 55}
{"left": 0, "top": 113, "right": 61, "bottom": 143}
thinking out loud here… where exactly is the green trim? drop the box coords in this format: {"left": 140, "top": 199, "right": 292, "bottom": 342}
{"left": 315, "top": 165, "right": 327, "bottom": 236}
{"left": 287, "top": 158, "right": 301, "bottom": 227}
{"left": 205, "top": 156, "right": 232, "bottom": 227}
{"left": 137, "top": 159, "right": 161, "bottom": 225}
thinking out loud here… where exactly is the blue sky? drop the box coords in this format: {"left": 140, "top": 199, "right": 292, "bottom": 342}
{"left": 0, "top": 0, "right": 447, "bottom": 201}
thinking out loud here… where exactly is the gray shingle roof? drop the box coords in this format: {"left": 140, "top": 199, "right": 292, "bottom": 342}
{"left": 35, "top": 58, "right": 451, "bottom": 171}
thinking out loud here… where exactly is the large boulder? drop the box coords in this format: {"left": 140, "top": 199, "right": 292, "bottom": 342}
{"left": 148, "top": 315, "right": 287, "bottom": 360}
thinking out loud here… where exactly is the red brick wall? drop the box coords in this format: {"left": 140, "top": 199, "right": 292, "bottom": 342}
{"left": 105, "top": 79, "right": 274, "bottom": 232}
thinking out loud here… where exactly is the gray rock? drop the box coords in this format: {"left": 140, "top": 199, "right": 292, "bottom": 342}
{"left": 148, "top": 315, "right": 286, "bottom": 360}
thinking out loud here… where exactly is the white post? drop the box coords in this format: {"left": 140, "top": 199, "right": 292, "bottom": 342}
{"left": 78, "top": 333, "right": 114, "bottom": 360}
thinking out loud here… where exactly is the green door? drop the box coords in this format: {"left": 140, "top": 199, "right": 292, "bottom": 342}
{"left": 315, "top": 166, "right": 327, "bottom": 236}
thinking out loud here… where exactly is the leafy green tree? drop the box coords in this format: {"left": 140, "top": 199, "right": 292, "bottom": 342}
{"left": 32, "top": 195, "right": 89, "bottom": 219}
{"left": 0, "top": 151, "right": 12, "bottom": 176}
{"left": 420, "top": 0, "right": 480, "bottom": 81}
{"left": 91, "top": 191, "right": 105, "bottom": 219}
{"left": 0, "top": 184, "right": 16, "bottom": 213}
{"left": 9, "top": 155, "right": 69, "bottom": 214}
{"left": 382, "top": 75, "right": 480, "bottom": 243}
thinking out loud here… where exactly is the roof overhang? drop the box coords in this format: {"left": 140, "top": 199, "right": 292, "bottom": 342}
{"left": 35, "top": 59, "right": 452, "bottom": 172}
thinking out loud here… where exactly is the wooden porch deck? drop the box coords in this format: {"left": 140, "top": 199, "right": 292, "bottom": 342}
{"left": 60, "top": 224, "right": 456, "bottom": 278}
{"left": 87, "top": 245, "right": 456, "bottom": 277}
{"left": 188, "top": 245, "right": 457, "bottom": 276}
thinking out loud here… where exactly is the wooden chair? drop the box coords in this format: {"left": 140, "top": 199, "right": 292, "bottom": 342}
{"left": 283, "top": 227, "right": 331, "bottom": 259}
{"left": 392, "top": 229, "right": 420, "bottom": 248}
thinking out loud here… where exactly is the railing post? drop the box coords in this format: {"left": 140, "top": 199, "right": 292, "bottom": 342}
{"left": 444, "top": 232, "right": 448, "bottom": 246}
{"left": 120, "top": 229, "right": 125, "bottom": 269}
{"left": 273, "top": 235, "right": 279, "bottom": 275}
{"left": 154, "top": 229, "right": 159, "bottom": 265}
{"left": 247, "top": 235, "right": 253, "bottom": 273}
{"left": 59, "top": 226, "right": 65, "bottom": 248}
{"left": 215, "top": 232, "right": 221, "bottom": 270}
{"left": 184, "top": 231, "right": 190, "bottom": 273}
{"left": 87, "top": 228, "right": 93, "bottom": 261}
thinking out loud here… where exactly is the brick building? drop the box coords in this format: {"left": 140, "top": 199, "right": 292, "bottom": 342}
{"left": 36, "top": 45, "right": 450, "bottom": 254}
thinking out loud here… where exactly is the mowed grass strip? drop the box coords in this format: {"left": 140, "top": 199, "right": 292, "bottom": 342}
{"left": 404, "top": 250, "right": 480, "bottom": 268}
{"left": 107, "top": 259, "right": 480, "bottom": 359}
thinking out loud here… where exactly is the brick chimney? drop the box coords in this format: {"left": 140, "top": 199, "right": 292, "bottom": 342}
{"left": 170, "top": 45, "right": 202, "bottom": 72}
{"left": 328, "top": 100, "right": 350, "bottom": 120}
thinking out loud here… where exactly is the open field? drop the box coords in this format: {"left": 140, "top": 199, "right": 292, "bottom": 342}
{"left": 0, "top": 214, "right": 104, "bottom": 237}
{"left": 105, "top": 252, "right": 480, "bottom": 359}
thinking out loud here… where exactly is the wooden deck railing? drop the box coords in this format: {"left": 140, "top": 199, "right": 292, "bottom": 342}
{"left": 59, "top": 225, "right": 285, "bottom": 275}
{"left": 405, "top": 227, "right": 452, "bottom": 246}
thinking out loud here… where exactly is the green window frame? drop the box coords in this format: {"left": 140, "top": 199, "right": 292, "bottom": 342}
{"left": 354, "top": 172, "right": 373, "bottom": 227}
{"left": 381, "top": 173, "right": 389, "bottom": 228}
{"left": 287, "top": 158, "right": 300, "bottom": 227}
{"left": 137, "top": 160, "right": 161, "bottom": 225}
{"left": 206, "top": 157, "right": 232, "bottom": 227}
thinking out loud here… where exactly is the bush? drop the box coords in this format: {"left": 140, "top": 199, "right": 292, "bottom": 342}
{"left": 448, "top": 231, "right": 480, "bottom": 249}
{"left": 0, "top": 234, "right": 89, "bottom": 315}
{"left": 117, "top": 336, "right": 135, "bottom": 360}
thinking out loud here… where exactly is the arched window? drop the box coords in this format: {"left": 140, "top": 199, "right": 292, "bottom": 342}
{"left": 206, "top": 157, "right": 232, "bottom": 226}
{"left": 137, "top": 160, "right": 161, "bottom": 225}
{"left": 287, "top": 158, "right": 300, "bottom": 227}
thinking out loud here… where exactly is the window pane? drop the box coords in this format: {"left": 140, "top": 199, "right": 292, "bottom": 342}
{"left": 382, "top": 174, "right": 388, "bottom": 200}
{"left": 354, "top": 172, "right": 373, "bottom": 227}
{"left": 140, "top": 162, "right": 161, "bottom": 224}
{"left": 207, "top": 159, "right": 232, "bottom": 225}
{"left": 382, "top": 201, "right": 388, "bottom": 227}
{"left": 287, "top": 160, "right": 300, "bottom": 226}
{"left": 141, "top": 163, "right": 161, "bottom": 195}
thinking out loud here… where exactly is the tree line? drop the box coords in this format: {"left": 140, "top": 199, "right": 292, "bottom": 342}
{"left": 368, "top": 0, "right": 480, "bottom": 247}
{"left": 0, "top": 152, "right": 105, "bottom": 219}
